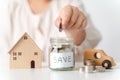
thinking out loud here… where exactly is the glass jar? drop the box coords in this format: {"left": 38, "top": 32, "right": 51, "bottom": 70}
{"left": 49, "top": 37, "right": 75, "bottom": 71}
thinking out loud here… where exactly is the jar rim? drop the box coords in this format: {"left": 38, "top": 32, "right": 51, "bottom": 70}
{"left": 50, "top": 37, "right": 74, "bottom": 43}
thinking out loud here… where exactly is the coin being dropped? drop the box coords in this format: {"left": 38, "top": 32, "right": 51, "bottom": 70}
{"left": 59, "top": 23, "right": 62, "bottom": 32}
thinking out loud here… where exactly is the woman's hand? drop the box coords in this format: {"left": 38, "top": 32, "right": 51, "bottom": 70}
{"left": 55, "top": 5, "right": 87, "bottom": 46}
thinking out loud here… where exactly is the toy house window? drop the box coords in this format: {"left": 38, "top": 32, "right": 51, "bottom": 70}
{"left": 13, "top": 57, "right": 17, "bottom": 60}
{"left": 34, "top": 52, "right": 38, "bottom": 55}
{"left": 18, "top": 52, "right": 22, "bottom": 56}
{"left": 24, "top": 36, "right": 28, "bottom": 40}
{"left": 13, "top": 52, "right": 17, "bottom": 56}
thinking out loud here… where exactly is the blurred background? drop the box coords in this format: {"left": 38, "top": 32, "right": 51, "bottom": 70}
{"left": 0, "top": 0, "right": 120, "bottom": 62}
{"left": 82, "top": 0, "right": 120, "bottom": 62}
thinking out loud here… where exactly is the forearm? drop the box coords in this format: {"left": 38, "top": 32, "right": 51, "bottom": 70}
{"left": 74, "top": 30, "right": 86, "bottom": 46}
{"left": 65, "top": 30, "right": 86, "bottom": 46}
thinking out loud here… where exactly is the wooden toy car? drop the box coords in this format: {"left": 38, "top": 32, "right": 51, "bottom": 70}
{"left": 84, "top": 49, "right": 116, "bottom": 69}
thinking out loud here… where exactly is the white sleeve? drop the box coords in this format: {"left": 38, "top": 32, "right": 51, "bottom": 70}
{"left": 68, "top": 0, "right": 102, "bottom": 61}
{"left": 0, "top": 1, "right": 18, "bottom": 54}
{"left": 0, "top": 5, "right": 10, "bottom": 54}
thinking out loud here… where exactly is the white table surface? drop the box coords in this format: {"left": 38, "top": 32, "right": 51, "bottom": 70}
{"left": 0, "top": 62, "right": 120, "bottom": 80}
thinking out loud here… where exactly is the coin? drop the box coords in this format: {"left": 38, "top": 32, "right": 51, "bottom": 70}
{"left": 59, "top": 23, "right": 62, "bottom": 32}
{"left": 96, "top": 66, "right": 106, "bottom": 72}
{"left": 86, "top": 59, "right": 96, "bottom": 70}
{"left": 79, "top": 67, "right": 85, "bottom": 73}
{"left": 85, "top": 65, "right": 94, "bottom": 73}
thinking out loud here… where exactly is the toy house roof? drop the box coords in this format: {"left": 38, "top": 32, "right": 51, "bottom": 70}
{"left": 8, "top": 32, "right": 42, "bottom": 54}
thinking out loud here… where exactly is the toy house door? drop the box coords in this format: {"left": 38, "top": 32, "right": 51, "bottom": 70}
{"left": 31, "top": 60, "right": 35, "bottom": 68}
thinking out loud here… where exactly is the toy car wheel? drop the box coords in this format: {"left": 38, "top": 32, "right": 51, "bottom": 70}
{"left": 102, "top": 60, "right": 112, "bottom": 69}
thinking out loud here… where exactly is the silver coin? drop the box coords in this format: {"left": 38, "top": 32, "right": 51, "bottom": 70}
{"left": 96, "top": 66, "right": 106, "bottom": 72}
{"left": 85, "top": 66, "right": 94, "bottom": 73}
{"left": 79, "top": 67, "right": 85, "bottom": 73}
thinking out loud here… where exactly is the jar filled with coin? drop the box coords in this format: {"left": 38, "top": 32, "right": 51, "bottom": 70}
{"left": 48, "top": 37, "right": 75, "bottom": 71}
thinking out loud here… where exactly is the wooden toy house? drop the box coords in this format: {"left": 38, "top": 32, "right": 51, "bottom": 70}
{"left": 8, "top": 32, "right": 42, "bottom": 69}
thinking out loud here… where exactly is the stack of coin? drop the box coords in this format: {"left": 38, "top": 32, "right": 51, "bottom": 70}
{"left": 84, "top": 60, "right": 96, "bottom": 73}
{"left": 79, "top": 60, "right": 106, "bottom": 73}
{"left": 96, "top": 66, "right": 106, "bottom": 72}
{"left": 86, "top": 59, "right": 96, "bottom": 70}
{"left": 84, "top": 65, "right": 94, "bottom": 73}
{"left": 79, "top": 67, "right": 85, "bottom": 73}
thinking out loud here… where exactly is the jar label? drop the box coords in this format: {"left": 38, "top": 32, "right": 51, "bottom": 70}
{"left": 50, "top": 52, "right": 74, "bottom": 68}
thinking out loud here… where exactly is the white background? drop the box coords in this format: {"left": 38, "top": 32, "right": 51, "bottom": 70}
{"left": 0, "top": 0, "right": 120, "bottom": 62}
{"left": 0, "top": 0, "right": 120, "bottom": 80}
{"left": 82, "top": 0, "right": 120, "bottom": 62}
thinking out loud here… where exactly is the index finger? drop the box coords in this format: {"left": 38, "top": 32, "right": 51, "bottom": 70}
{"left": 59, "top": 5, "right": 73, "bottom": 29}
